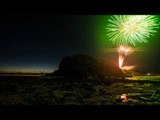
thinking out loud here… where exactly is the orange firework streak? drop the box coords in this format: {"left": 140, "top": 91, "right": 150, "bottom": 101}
{"left": 117, "top": 45, "right": 134, "bottom": 70}
{"left": 118, "top": 53, "right": 124, "bottom": 68}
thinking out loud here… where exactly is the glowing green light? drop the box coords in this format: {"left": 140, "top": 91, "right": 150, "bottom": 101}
{"left": 106, "top": 15, "right": 159, "bottom": 46}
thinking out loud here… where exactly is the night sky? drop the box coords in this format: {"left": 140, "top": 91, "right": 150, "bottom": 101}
{"left": 0, "top": 15, "right": 160, "bottom": 74}
{"left": 0, "top": 15, "right": 100, "bottom": 73}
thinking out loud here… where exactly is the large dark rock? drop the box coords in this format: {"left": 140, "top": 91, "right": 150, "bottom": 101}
{"left": 53, "top": 54, "right": 123, "bottom": 81}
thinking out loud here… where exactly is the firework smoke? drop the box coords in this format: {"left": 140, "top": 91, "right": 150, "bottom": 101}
{"left": 121, "top": 66, "right": 135, "bottom": 71}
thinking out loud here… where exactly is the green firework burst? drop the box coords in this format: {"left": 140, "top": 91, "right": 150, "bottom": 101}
{"left": 106, "top": 15, "right": 159, "bottom": 46}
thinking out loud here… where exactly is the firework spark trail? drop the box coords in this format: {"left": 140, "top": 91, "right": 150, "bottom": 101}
{"left": 118, "top": 53, "right": 124, "bottom": 68}
{"left": 106, "top": 15, "right": 159, "bottom": 46}
{"left": 106, "top": 15, "right": 159, "bottom": 71}
{"left": 117, "top": 45, "right": 134, "bottom": 69}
